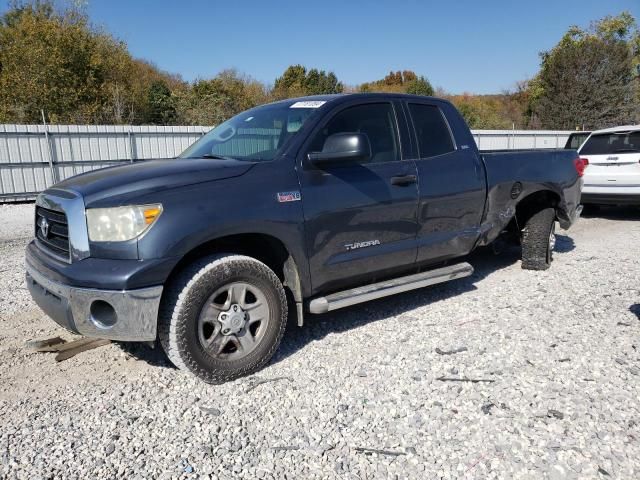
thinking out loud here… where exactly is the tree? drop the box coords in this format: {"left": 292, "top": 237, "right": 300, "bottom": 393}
{"left": 0, "top": 1, "right": 107, "bottom": 122}
{"left": 358, "top": 70, "right": 433, "bottom": 95}
{"left": 175, "top": 69, "right": 268, "bottom": 125}
{"left": 0, "top": 0, "right": 186, "bottom": 124}
{"left": 531, "top": 12, "right": 639, "bottom": 129}
{"left": 304, "top": 69, "right": 342, "bottom": 95}
{"left": 272, "top": 65, "right": 344, "bottom": 99}
{"left": 450, "top": 94, "right": 509, "bottom": 129}
{"left": 406, "top": 76, "right": 434, "bottom": 96}
{"left": 146, "top": 80, "right": 176, "bottom": 124}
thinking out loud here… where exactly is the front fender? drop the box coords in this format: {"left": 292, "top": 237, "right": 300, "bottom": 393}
{"left": 134, "top": 161, "right": 311, "bottom": 295}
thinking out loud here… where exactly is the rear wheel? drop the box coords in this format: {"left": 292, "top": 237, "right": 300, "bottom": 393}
{"left": 521, "top": 207, "right": 556, "bottom": 271}
{"left": 159, "top": 254, "right": 287, "bottom": 383}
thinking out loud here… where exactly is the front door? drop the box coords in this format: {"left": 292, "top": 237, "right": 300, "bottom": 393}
{"left": 298, "top": 101, "right": 419, "bottom": 294}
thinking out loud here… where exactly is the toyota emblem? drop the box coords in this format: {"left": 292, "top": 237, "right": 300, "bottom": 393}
{"left": 39, "top": 216, "right": 50, "bottom": 238}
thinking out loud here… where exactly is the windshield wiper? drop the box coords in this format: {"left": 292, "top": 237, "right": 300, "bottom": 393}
{"left": 200, "top": 153, "right": 237, "bottom": 160}
{"left": 613, "top": 148, "right": 640, "bottom": 153}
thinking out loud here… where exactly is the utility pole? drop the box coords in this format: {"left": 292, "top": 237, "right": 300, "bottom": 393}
{"left": 41, "top": 110, "right": 58, "bottom": 184}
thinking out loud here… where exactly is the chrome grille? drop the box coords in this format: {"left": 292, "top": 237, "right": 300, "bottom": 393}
{"left": 35, "top": 206, "right": 70, "bottom": 261}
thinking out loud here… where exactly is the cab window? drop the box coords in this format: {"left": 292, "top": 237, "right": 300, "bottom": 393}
{"left": 308, "top": 103, "right": 400, "bottom": 163}
{"left": 408, "top": 103, "right": 455, "bottom": 158}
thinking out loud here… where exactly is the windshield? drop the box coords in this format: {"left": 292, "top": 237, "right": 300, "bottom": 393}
{"left": 179, "top": 101, "right": 324, "bottom": 161}
{"left": 580, "top": 131, "right": 640, "bottom": 155}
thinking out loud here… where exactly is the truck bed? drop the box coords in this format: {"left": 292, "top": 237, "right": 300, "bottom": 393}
{"left": 476, "top": 148, "right": 582, "bottom": 245}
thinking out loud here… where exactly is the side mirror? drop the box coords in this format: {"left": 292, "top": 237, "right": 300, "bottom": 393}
{"left": 307, "top": 133, "right": 371, "bottom": 165}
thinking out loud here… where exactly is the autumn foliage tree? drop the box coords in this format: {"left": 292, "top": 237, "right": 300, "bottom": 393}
{"left": 359, "top": 70, "right": 434, "bottom": 96}
{"left": 2, "top": 2, "right": 639, "bottom": 131}
{"left": 448, "top": 83, "right": 531, "bottom": 129}
{"left": 0, "top": 1, "right": 185, "bottom": 124}
{"left": 0, "top": 0, "right": 346, "bottom": 126}
{"left": 174, "top": 69, "right": 269, "bottom": 125}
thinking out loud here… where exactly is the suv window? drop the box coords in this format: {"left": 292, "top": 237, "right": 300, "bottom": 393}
{"left": 580, "top": 131, "right": 640, "bottom": 155}
{"left": 408, "top": 104, "right": 455, "bottom": 158}
{"left": 309, "top": 103, "right": 399, "bottom": 163}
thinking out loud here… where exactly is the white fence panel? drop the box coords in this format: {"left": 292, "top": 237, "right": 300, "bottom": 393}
{"left": 0, "top": 124, "right": 210, "bottom": 201}
{"left": 471, "top": 130, "right": 573, "bottom": 150}
{"left": 0, "top": 124, "right": 580, "bottom": 201}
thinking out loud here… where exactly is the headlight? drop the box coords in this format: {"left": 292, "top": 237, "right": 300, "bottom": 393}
{"left": 86, "top": 204, "right": 163, "bottom": 242}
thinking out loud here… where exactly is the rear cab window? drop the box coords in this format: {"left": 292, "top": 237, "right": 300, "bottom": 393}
{"left": 565, "top": 132, "right": 590, "bottom": 150}
{"left": 407, "top": 103, "right": 456, "bottom": 158}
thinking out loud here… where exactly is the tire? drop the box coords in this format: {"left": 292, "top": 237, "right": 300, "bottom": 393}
{"left": 520, "top": 207, "right": 556, "bottom": 271}
{"left": 158, "top": 254, "right": 288, "bottom": 384}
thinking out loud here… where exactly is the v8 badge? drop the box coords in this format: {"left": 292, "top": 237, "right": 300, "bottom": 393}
{"left": 277, "top": 191, "right": 301, "bottom": 203}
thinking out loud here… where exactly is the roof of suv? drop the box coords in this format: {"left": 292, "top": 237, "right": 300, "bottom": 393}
{"left": 590, "top": 125, "right": 640, "bottom": 134}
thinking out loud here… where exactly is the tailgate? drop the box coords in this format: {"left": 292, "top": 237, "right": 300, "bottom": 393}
{"left": 579, "top": 130, "right": 640, "bottom": 187}
{"left": 582, "top": 153, "right": 640, "bottom": 186}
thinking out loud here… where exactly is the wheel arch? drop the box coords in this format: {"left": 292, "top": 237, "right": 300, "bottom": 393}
{"left": 514, "top": 189, "right": 561, "bottom": 230}
{"left": 163, "top": 232, "right": 306, "bottom": 326}
{"left": 478, "top": 187, "right": 563, "bottom": 246}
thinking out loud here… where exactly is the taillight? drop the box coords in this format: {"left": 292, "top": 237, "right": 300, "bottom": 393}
{"left": 574, "top": 158, "right": 588, "bottom": 177}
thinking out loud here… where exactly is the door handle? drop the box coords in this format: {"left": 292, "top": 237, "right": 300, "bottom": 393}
{"left": 390, "top": 174, "right": 417, "bottom": 186}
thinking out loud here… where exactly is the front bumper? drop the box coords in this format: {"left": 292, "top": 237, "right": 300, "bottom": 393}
{"left": 26, "top": 259, "right": 162, "bottom": 342}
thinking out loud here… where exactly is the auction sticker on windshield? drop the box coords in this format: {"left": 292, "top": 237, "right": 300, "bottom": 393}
{"left": 290, "top": 101, "right": 326, "bottom": 108}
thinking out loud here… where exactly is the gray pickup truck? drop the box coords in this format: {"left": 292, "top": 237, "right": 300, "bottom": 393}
{"left": 26, "top": 93, "right": 585, "bottom": 383}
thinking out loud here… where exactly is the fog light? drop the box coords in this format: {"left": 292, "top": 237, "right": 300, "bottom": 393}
{"left": 90, "top": 300, "right": 117, "bottom": 328}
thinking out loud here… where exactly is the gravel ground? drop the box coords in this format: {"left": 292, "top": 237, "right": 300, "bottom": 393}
{"left": 1, "top": 203, "right": 639, "bottom": 479}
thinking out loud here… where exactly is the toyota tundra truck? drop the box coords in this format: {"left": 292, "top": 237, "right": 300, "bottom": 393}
{"left": 25, "top": 94, "right": 585, "bottom": 383}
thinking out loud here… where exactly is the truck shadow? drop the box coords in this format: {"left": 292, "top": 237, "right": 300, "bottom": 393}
{"left": 581, "top": 205, "right": 640, "bottom": 221}
{"left": 118, "top": 235, "right": 576, "bottom": 371}
{"left": 116, "top": 341, "right": 175, "bottom": 369}
{"left": 554, "top": 234, "right": 575, "bottom": 253}
{"left": 273, "top": 239, "right": 574, "bottom": 365}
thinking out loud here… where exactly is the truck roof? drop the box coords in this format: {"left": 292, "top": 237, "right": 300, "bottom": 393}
{"left": 269, "top": 92, "right": 445, "bottom": 107}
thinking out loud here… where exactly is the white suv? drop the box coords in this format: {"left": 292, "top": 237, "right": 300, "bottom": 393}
{"left": 579, "top": 125, "right": 640, "bottom": 206}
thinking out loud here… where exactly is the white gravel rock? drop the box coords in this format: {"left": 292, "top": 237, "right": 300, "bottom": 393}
{"left": 0, "top": 203, "right": 34, "bottom": 318}
{"left": 1, "top": 204, "right": 639, "bottom": 479}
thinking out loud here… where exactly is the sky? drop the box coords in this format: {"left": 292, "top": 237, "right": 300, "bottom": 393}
{"left": 3, "top": 0, "right": 640, "bottom": 94}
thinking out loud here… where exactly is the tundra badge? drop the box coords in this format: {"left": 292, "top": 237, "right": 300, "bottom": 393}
{"left": 345, "top": 240, "right": 381, "bottom": 251}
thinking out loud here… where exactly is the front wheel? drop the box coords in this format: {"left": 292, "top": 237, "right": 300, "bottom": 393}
{"left": 159, "top": 254, "right": 288, "bottom": 383}
{"left": 521, "top": 207, "right": 556, "bottom": 271}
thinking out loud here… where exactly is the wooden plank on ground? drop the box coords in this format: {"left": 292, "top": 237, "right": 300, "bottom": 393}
{"left": 25, "top": 336, "right": 65, "bottom": 350}
{"left": 38, "top": 337, "right": 95, "bottom": 353}
{"left": 54, "top": 339, "right": 111, "bottom": 362}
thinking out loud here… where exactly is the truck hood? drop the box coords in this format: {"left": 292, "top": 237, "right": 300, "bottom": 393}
{"left": 53, "top": 158, "right": 255, "bottom": 205}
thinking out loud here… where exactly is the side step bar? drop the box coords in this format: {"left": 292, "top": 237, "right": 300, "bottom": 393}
{"left": 308, "top": 262, "right": 474, "bottom": 314}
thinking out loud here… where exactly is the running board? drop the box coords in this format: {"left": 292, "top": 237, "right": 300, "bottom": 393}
{"left": 308, "top": 262, "right": 474, "bottom": 314}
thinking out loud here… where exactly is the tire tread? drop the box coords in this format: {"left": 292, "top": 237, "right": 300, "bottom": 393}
{"left": 521, "top": 207, "right": 556, "bottom": 271}
{"left": 158, "top": 254, "right": 287, "bottom": 383}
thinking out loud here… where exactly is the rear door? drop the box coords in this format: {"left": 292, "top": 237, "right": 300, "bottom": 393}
{"left": 298, "top": 99, "right": 419, "bottom": 294}
{"left": 579, "top": 130, "right": 640, "bottom": 186}
{"left": 404, "top": 100, "right": 486, "bottom": 264}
